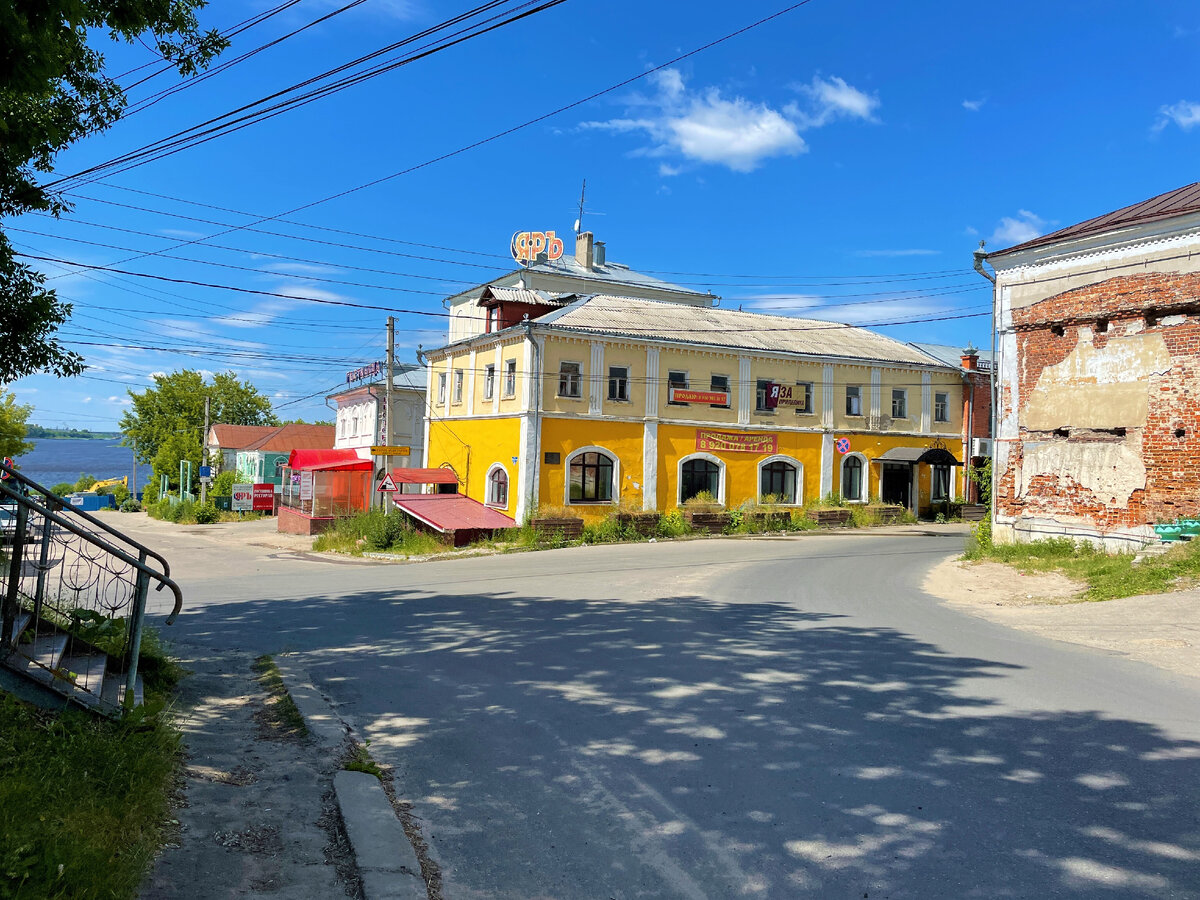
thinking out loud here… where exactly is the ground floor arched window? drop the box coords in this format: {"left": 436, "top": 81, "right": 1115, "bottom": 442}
{"left": 487, "top": 465, "right": 508, "bottom": 507}
{"left": 568, "top": 451, "right": 614, "bottom": 502}
{"left": 681, "top": 457, "right": 721, "bottom": 503}
{"left": 841, "top": 454, "right": 865, "bottom": 502}
{"left": 760, "top": 459, "right": 799, "bottom": 504}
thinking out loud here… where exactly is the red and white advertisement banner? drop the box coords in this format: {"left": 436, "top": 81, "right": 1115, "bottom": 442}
{"left": 764, "top": 383, "right": 808, "bottom": 409}
{"left": 231, "top": 485, "right": 253, "bottom": 512}
{"left": 252, "top": 483, "right": 274, "bottom": 511}
{"left": 670, "top": 387, "right": 730, "bottom": 405}
{"left": 695, "top": 430, "right": 778, "bottom": 454}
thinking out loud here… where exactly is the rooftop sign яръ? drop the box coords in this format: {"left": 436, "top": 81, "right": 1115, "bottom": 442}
{"left": 511, "top": 231, "right": 564, "bottom": 264}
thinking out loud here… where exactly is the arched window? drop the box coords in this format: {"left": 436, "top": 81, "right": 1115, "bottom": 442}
{"left": 759, "top": 458, "right": 800, "bottom": 505}
{"left": 681, "top": 457, "right": 721, "bottom": 503}
{"left": 841, "top": 453, "right": 866, "bottom": 502}
{"left": 486, "top": 465, "right": 509, "bottom": 507}
{"left": 568, "top": 450, "right": 615, "bottom": 503}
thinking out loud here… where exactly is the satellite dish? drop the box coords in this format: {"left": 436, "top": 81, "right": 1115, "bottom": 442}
{"left": 573, "top": 218, "right": 581, "bottom": 234}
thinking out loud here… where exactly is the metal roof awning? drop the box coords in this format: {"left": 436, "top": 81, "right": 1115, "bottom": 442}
{"left": 392, "top": 494, "right": 515, "bottom": 533}
{"left": 873, "top": 446, "right": 962, "bottom": 466}
{"left": 287, "top": 448, "right": 373, "bottom": 471}
{"left": 391, "top": 467, "right": 459, "bottom": 485}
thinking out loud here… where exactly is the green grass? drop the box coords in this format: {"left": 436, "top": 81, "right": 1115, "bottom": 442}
{"left": 0, "top": 627, "right": 183, "bottom": 900}
{"left": 964, "top": 531, "right": 1200, "bottom": 601}
{"left": 311, "top": 509, "right": 447, "bottom": 556}
{"left": 343, "top": 742, "right": 385, "bottom": 779}
{"left": 251, "top": 655, "right": 308, "bottom": 738}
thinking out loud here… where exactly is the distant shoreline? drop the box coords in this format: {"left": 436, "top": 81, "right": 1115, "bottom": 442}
{"left": 28, "top": 429, "right": 122, "bottom": 441}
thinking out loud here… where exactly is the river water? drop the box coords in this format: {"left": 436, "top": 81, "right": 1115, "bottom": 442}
{"left": 14, "top": 438, "right": 153, "bottom": 491}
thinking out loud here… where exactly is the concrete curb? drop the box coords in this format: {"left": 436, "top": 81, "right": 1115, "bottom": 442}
{"left": 274, "top": 663, "right": 427, "bottom": 900}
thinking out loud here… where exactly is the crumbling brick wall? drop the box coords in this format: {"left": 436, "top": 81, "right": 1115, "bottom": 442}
{"left": 999, "top": 271, "right": 1200, "bottom": 533}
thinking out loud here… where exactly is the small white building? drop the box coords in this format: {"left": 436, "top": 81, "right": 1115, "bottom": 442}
{"left": 327, "top": 363, "right": 428, "bottom": 479}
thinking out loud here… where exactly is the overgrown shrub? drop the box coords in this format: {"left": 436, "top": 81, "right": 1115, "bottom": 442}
{"left": 681, "top": 491, "right": 721, "bottom": 512}
{"left": 110, "top": 484, "right": 130, "bottom": 506}
{"left": 73, "top": 474, "right": 96, "bottom": 492}
{"left": 119, "top": 498, "right": 141, "bottom": 513}
{"left": 213, "top": 470, "right": 236, "bottom": 496}
{"left": 657, "top": 509, "right": 690, "bottom": 537}
{"left": 193, "top": 502, "right": 219, "bottom": 525}
{"left": 50, "top": 482, "right": 74, "bottom": 496}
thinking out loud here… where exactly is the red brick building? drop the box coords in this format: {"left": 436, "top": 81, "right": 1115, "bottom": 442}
{"left": 983, "top": 183, "right": 1200, "bottom": 548}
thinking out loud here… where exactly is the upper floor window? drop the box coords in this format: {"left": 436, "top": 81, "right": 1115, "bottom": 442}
{"left": 846, "top": 385, "right": 862, "bottom": 417}
{"left": 504, "top": 359, "right": 517, "bottom": 397}
{"left": 756, "top": 379, "right": 773, "bottom": 413}
{"left": 934, "top": 391, "right": 950, "bottom": 423}
{"left": 793, "top": 382, "right": 813, "bottom": 415}
{"left": 668, "top": 370, "right": 689, "bottom": 405}
{"left": 453, "top": 369, "right": 464, "bottom": 404}
{"left": 437, "top": 372, "right": 447, "bottom": 405}
{"left": 891, "top": 389, "right": 907, "bottom": 419}
{"left": 488, "top": 307, "right": 500, "bottom": 332}
{"left": 608, "top": 366, "right": 629, "bottom": 401}
{"left": 558, "top": 361, "right": 582, "bottom": 398}
{"left": 710, "top": 374, "right": 730, "bottom": 409}
{"left": 483, "top": 364, "right": 495, "bottom": 400}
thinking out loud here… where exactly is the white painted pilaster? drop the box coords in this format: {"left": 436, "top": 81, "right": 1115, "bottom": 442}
{"left": 645, "top": 347, "right": 660, "bottom": 417}
{"left": 870, "top": 368, "right": 881, "bottom": 422}
{"left": 466, "top": 348, "right": 477, "bottom": 412}
{"left": 737, "top": 356, "right": 752, "bottom": 425}
{"left": 819, "top": 431, "right": 834, "bottom": 499}
{"left": 492, "top": 345, "right": 502, "bottom": 414}
{"left": 921, "top": 371, "right": 932, "bottom": 433}
{"left": 589, "top": 341, "right": 604, "bottom": 415}
{"left": 822, "top": 364, "right": 834, "bottom": 429}
{"left": 642, "top": 420, "right": 658, "bottom": 511}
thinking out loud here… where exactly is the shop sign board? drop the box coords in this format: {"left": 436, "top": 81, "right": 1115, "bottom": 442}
{"left": 299, "top": 471, "right": 314, "bottom": 502}
{"left": 669, "top": 387, "right": 730, "bottom": 405}
{"left": 252, "top": 483, "right": 274, "bottom": 511}
{"left": 510, "top": 230, "right": 564, "bottom": 263}
{"left": 695, "top": 430, "right": 777, "bottom": 454}
{"left": 232, "top": 484, "right": 253, "bottom": 512}
{"left": 346, "top": 361, "right": 383, "bottom": 384}
{"left": 763, "top": 383, "right": 809, "bottom": 410}
{"left": 370, "top": 445, "right": 411, "bottom": 456}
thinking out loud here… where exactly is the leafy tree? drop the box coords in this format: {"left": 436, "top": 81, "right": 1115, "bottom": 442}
{"left": 152, "top": 430, "right": 202, "bottom": 491}
{"left": 0, "top": 390, "right": 34, "bottom": 459}
{"left": 120, "top": 369, "right": 279, "bottom": 466}
{"left": 0, "top": 2, "right": 225, "bottom": 381}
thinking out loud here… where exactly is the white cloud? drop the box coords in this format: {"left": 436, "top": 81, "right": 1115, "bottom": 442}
{"left": 148, "top": 371, "right": 166, "bottom": 379}
{"left": 962, "top": 98, "right": 985, "bottom": 112}
{"left": 855, "top": 249, "right": 941, "bottom": 258}
{"left": 106, "top": 396, "right": 131, "bottom": 406}
{"left": 990, "top": 209, "right": 1046, "bottom": 247}
{"left": 581, "top": 68, "right": 846, "bottom": 173}
{"left": 81, "top": 397, "right": 92, "bottom": 404}
{"left": 793, "top": 75, "right": 880, "bottom": 126}
{"left": 738, "top": 293, "right": 948, "bottom": 325}
{"left": 1155, "top": 100, "right": 1200, "bottom": 132}
{"left": 964, "top": 226, "right": 980, "bottom": 236}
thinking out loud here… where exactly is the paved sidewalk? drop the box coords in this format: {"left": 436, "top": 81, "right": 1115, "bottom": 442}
{"left": 140, "top": 649, "right": 358, "bottom": 899}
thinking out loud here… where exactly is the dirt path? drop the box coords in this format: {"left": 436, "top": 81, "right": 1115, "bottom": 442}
{"left": 925, "top": 557, "right": 1200, "bottom": 682}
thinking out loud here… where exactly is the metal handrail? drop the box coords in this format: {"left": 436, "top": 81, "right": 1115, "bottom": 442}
{"left": 0, "top": 478, "right": 184, "bottom": 623}
{"left": 0, "top": 459, "right": 174, "bottom": 587}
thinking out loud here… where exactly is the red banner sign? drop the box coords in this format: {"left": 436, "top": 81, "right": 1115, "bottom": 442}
{"left": 252, "top": 483, "right": 274, "bottom": 511}
{"left": 695, "top": 430, "right": 778, "bottom": 454}
{"left": 670, "top": 388, "right": 730, "bottom": 405}
{"left": 764, "top": 382, "right": 810, "bottom": 410}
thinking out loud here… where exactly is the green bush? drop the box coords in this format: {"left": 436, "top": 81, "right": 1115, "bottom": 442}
{"left": 73, "top": 474, "right": 97, "bottom": 492}
{"left": 110, "top": 484, "right": 130, "bottom": 506}
{"left": 119, "top": 498, "right": 141, "bottom": 513}
{"left": 657, "top": 509, "right": 690, "bottom": 537}
{"left": 193, "top": 502, "right": 219, "bottom": 525}
{"left": 50, "top": 482, "right": 74, "bottom": 497}
{"left": 213, "top": 470, "right": 236, "bottom": 496}
{"left": 363, "top": 509, "right": 408, "bottom": 550}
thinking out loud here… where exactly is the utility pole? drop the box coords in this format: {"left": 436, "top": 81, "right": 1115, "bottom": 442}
{"left": 130, "top": 439, "right": 137, "bottom": 498}
{"left": 200, "top": 395, "right": 210, "bottom": 504}
{"left": 384, "top": 316, "right": 395, "bottom": 509}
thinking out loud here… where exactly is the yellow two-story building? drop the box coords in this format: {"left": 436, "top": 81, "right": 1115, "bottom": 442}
{"left": 424, "top": 292, "right": 968, "bottom": 524}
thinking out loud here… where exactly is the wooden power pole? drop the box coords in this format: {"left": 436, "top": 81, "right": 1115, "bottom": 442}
{"left": 200, "top": 395, "right": 211, "bottom": 504}
{"left": 384, "top": 316, "right": 395, "bottom": 508}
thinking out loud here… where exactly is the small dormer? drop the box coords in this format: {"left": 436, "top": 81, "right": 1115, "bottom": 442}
{"left": 478, "top": 286, "right": 576, "bottom": 332}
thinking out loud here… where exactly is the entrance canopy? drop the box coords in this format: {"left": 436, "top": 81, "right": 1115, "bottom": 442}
{"left": 872, "top": 446, "right": 962, "bottom": 466}
{"left": 288, "top": 448, "right": 372, "bottom": 472}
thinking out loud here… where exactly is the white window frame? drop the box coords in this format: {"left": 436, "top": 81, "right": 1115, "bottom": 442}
{"left": 483, "top": 364, "right": 495, "bottom": 401}
{"left": 667, "top": 369, "right": 690, "bottom": 405}
{"left": 677, "top": 452, "right": 726, "bottom": 506}
{"left": 846, "top": 385, "right": 863, "bottom": 417}
{"left": 793, "top": 381, "right": 814, "bottom": 415}
{"left": 710, "top": 373, "right": 731, "bottom": 409}
{"left": 564, "top": 446, "right": 619, "bottom": 506}
{"left": 485, "top": 463, "right": 509, "bottom": 508}
{"left": 453, "top": 369, "right": 464, "bottom": 404}
{"left": 558, "top": 361, "right": 583, "bottom": 399}
{"left": 608, "top": 365, "right": 629, "bottom": 402}
{"left": 839, "top": 451, "right": 869, "bottom": 503}
{"left": 756, "top": 454, "right": 804, "bottom": 506}
{"left": 504, "top": 358, "right": 517, "bottom": 397}
{"left": 934, "top": 391, "right": 950, "bottom": 423}
{"left": 891, "top": 388, "right": 908, "bottom": 420}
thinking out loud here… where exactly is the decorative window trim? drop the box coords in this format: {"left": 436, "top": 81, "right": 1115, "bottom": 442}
{"left": 793, "top": 381, "right": 814, "bottom": 416}
{"left": 933, "top": 391, "right": 950, "bottom": 423}
{"left": 839, "top": 452, "right": 869, "bottom": 504}
{"left": 485, "top": 462, "right": 509, "bottom": 508}
{"left": 756, "top": 454, "right": 804, "bottom": 506}
{"left": 710, "top": 374, "right": 731, "bottom": 409}
{"left": 483, "top": 364, "right": 495, "bottom": 401}
{"left": 558, "top": 361, "right": 583, "bottom": 399}
{"left": 452, "top": 369, "right": 464, "bottom": 404}
{"left": 677, "top": 452, "right": 726, "bottom": 506}
{"left": 564, "top": 446, "right": 619, "bottom": 506}
{"left": 437, "top": 372, "right": 447, "bottom": 405}
{"left": 503, "top": 359, "right": 517, "bottom": 398}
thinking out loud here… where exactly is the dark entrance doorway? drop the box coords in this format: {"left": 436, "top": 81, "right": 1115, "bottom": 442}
{"left": 881, "top": 463, "right": 911, "bottom": 509}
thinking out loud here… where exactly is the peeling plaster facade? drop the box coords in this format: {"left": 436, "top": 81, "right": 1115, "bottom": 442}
{"left": 988, "top": 207, "right": 1200, "bottom": 549}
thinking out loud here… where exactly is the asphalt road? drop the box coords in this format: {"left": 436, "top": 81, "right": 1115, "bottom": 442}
{"left": 146, "top": 522, "right": 1200, "bottom": 899}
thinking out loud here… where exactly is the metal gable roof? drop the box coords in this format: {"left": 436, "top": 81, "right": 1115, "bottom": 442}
{"left": 990, "top": 182, "right": 1200, "bottom": 257}
{"left": 536, "top": 295, "right": 954, "bottom": 368}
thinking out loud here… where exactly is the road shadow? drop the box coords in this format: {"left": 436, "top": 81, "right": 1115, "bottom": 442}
{"left": 170, "top": 585, "right": 1200, "bottom": 899}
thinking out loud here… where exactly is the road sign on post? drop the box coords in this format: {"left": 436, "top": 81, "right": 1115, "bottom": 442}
{"left": 377, "top": 473, "right": 398, "bottom": 493}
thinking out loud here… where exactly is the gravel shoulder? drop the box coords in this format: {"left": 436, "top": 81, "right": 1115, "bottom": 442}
{"left": 924, "top": 556, "right": 1200, "bottom": 681}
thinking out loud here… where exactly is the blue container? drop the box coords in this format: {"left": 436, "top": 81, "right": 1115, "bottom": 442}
{"left": 67, "top": 493, "right": 115, "bottom": 511}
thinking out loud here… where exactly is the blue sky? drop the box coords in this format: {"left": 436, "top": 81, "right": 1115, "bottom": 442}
{"left": 10, "top": 0, "right": 1200, "bottom": 429}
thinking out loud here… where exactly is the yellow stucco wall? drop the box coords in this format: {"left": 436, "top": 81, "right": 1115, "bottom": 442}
{"left": 426, "top": 415, "right": 522, "bottom": 517}
{"left": 537, "top": 417, "right": 644, "bottom": 521}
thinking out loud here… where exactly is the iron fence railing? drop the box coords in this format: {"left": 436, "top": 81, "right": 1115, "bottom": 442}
{"left": 0, "top": 460, "right": 183, "bottom": 711}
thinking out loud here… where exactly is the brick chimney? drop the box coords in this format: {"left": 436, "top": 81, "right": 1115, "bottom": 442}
{"left": 961, "top": 344, "right": 979, "bottom": 370}
{"left": 575, "top": 231, "right": 594, "bottom": 270}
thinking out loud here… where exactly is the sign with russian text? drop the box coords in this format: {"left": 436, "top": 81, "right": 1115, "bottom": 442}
{"left": 370, "top": 445, "right": 411, "bottom": 456}
{"left": 232, "top": 484, "right": 253, "bottom": 512}
{"left": 510, "top": 230, "right": 564, "bottom": 263}
{"left": 346, "top": 361, "right": 383, "bottom": 384}
{"left": 252, "top": 483, "right": 274, "bottom": 511}
{"left": 670, "top": 388, "right": 730, "bottom": 405}
{"left": 764, "top": 383, "right": 809, "bottom": 410}
{"left": 695, "top": 430, "right": 777, "bottom": 454}
{"left": 299, "top": 471, "right": 313, "bottom": 502}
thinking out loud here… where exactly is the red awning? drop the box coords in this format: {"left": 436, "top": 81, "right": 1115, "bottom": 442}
{"left": 391, "top": 467, "right": 459, "bottom": 485}
{"left": 288, "top": 448, "right": 372, "bottom": 471}
{"left": 392, "top": 494, "right": 515, "bottom": 532}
